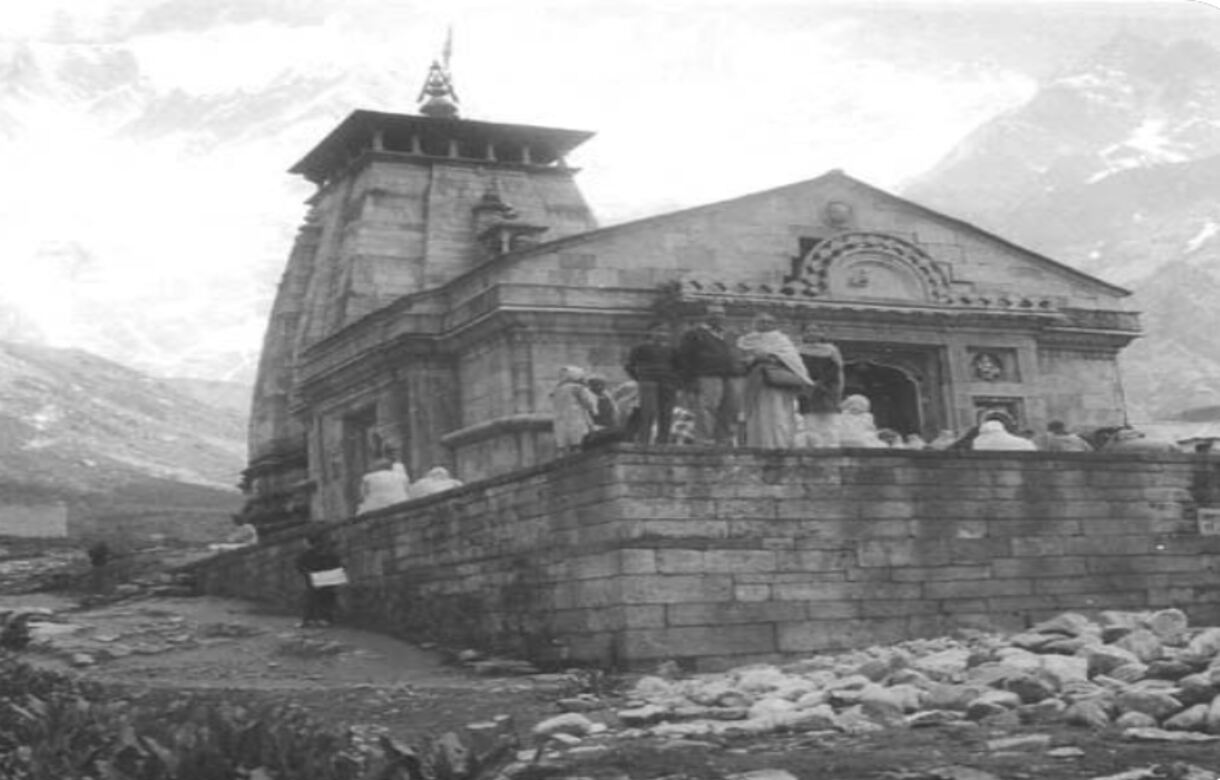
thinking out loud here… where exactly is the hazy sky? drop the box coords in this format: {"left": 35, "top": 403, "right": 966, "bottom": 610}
{"left": 1, "top": 0, "right": 1218, "bottom": 379}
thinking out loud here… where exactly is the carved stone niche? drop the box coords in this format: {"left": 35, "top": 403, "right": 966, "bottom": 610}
{"left": 967, "top": 348, "right": 1019, "bottom": 383}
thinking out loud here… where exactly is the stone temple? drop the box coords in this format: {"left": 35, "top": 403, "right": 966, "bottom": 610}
{"left": 242, "top": 61, "right": 1140, "bottom": 533}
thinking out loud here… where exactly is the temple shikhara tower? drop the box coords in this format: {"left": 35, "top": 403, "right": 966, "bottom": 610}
{"left": 243, "top": 54, "right": 1141, "bottom": 533}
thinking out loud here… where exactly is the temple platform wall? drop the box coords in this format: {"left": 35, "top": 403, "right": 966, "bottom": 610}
{"left": 191, "top": 446, "right": 1220, "bottom": 670}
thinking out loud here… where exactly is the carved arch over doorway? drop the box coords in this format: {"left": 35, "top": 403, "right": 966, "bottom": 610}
{"left": 784, "top": 232, "right": 954, "bottom": 303}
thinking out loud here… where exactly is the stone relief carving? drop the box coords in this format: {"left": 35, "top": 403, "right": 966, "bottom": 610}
{"left": 782, "top": 232, "right": 954, "bottom": 303}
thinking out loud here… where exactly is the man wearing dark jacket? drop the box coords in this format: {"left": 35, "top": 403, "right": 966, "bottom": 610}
{"left": 625, "top": 322, "right": 680, "bottom": 444}
{"left": 296, "top": 531, "right": 343, "bottom": 627}
{"left": 676, "top": 303, "right": 744, "bottom": 445}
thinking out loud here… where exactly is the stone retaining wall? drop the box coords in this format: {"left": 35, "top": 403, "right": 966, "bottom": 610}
{"left": 189, "top": 446, "right": 1220, "bottom": 670}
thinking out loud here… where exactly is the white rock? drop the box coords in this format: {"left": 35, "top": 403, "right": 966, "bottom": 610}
{"left": 748, "top": 696, "right": 796, "bottom": 721}
{"left": 1084, "top": 644, "right": 1142, "bottom": 676}
{"left": 1046, "top": 747, "right": 1086, "bottom": 758}
{"left": 734, "top": 665, "right": 791, "bottom": 694}
{"left": 1147, "top": 609, "right": 1189, "bottom": 644}
{"left": 1164, "top": 703, "right": 1209, "bottom": 731}
{"left": 1123, "top": 727, "right": 1220, "bottom": 742}
{"left": 616, "top": 705, "right": 669, "bottom": 727}
{"left": 994, "top": 647, "right": 1043, "bottom": 672}
{"left": 911, "top": 648, "right": 971, "bottom": 679}
{"left": 1115, "top": 629, "right": 1164, "bottom": 663}
{"left": 1116, "top": 689, "right": 1182, "bottom": 720}
{"left": 726, "top": 770, "right": 799, "bottom": 780}
{"left": 1064, "top": 699, "right": 1111, "bottom": 729}
{"left": 531, "top": 713, "right": 596, "bottom": 738}
{"left": 986, "top": 733, "right": 1051, "bottom": 751}
{"left": 1109, "top": 662, "right": 1150, "bottom": 683}
{"left": 793, "top": 689, "right": 829, "bottom": 709}
{"left": 1040, "top": 654, "right": 1088, "bottom": 686}
{"left": 1188, "top": 628, "right": 1220, "bottom": 659}
{"left": 652, "top": 721, "right": 713, "bottom": 738}
{"left": 1032, "top": 612, "right": 1095, "bottom": 637}
{"left": 630, "top": 675, "right": 673, "bottom": 699}
{"left": 782, "top": 704, "right": 838, "bottom": 732}
{"left": 1115, "top": 711, "right": 1158, "bottom": 729}
{"left": 1205, "top": 694, "right": 1220, "bottom": 734}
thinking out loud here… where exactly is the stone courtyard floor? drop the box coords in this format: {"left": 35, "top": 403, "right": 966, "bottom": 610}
{"left": 5, "top": 587, "right": 1220, "bottom": 780}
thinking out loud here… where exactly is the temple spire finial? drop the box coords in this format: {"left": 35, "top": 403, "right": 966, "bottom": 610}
{"left": 418, "top": 27, "right": 460, "bottom": 119}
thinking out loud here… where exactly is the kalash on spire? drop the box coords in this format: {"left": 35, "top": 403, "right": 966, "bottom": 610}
{"left": 418, "top": 28, "right": 460, "bottom": 118}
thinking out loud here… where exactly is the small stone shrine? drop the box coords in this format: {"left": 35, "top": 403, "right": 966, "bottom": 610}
{"left": 243, "top": 58, "right": 1140, "bottom": 532}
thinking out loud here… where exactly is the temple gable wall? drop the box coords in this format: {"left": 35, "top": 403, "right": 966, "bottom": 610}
{"left": 479, "top": 176, "right": 1127, "bottom": 310}
{"left": 194, "top": 448, "right": 1220, "bottom": 671}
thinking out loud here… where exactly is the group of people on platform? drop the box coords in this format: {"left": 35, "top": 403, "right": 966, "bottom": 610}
{"left": 550, "top": 306, "right": 1180, "bottom": 456}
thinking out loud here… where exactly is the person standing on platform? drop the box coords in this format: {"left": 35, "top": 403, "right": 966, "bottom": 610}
{"left": 737, "top": 313, "right": 813, "bottom": 448}
{"left": 550, "top": 366, "right": 598, "bottom": 455}
{"left": 625, "top": 322, "right": 680, "bottom": 444}
{"left": 676, "top": 303, "right": 745, "bottom": 446}
{"left": 795, "top": 323, "right": 844, "bottom": 448}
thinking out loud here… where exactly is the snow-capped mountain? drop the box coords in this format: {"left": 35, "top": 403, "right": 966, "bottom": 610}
{"left": 904, "top": 34, "right": 1220, "bottom": 419}
{"left": 0, "top": 339, "right": 246, "bottom": 493}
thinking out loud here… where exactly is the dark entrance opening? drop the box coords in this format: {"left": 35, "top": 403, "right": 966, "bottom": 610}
{"left": 843, "top": 361, "right": 922, "bottom": 436}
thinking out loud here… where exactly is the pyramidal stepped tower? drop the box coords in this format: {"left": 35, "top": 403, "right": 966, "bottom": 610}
{"left": 244, "top": 46, "right": 598, "bottom": 531}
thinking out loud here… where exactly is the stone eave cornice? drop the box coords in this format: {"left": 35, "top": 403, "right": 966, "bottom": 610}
{"left": 307, "top": 150, "right": 581, "bottom": 200}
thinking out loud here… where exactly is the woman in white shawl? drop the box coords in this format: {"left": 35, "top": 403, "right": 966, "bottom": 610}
{"left": 550, "top": 366, "right": 598, "bottom": 454}
{"left": 736, "top": 314, "right": 814, "bottom": 448}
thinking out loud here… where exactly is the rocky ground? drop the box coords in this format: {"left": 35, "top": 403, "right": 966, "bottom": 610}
{"left": 3, "top": 545, "right": 1220, "bottom": 779}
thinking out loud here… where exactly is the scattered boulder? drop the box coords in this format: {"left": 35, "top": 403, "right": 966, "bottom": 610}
{"left": 532, "top": 713, "right": 597, "bottom": 738}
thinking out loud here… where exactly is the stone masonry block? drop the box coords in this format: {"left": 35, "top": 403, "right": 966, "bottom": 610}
{"left": 619, "top": 574, "right": 734, "bottom": 604}
{"left": 702, "top": 549, "right": 777, "bottom": 573}
{"left": 628, "top": 519, "right": 730, "bottom": 539}
{"left": 622, "top": 605, "right": 667, "bottom": 629}
{"left": 777, "top": 618, "right": 910, "bottom": 653}
{"left": 991, "top": 557, "right": 1087, "bottom": 578}
{"left": 618, "top": 498, "right": 715, "bottom": 519}
{"left": 776, "top": 549, "right": 853, "bottom": 572}
{"left": 715, "top": 498, "right": 778, "bottom": 519}
{"left": 889, "top": 565, "right": 990, "bottom": 582}
{"left": 949, "top": 538, "right": 1012, "bottom": 563}
{"left": 656, "top": 549, "right": 705, "bottom": 574}
{"left": 621, "top": 624, "right": 777, "bottom": 660}
{"left": 1062, "top": 536, "right": 1151, "bottom": 556}
{"left": 857, "top": 539, "right": 952, "bottom": 568}
{"left": 666, "top": 601, "right": 806, "bottom": 626}
{"left": 923, "top": 578, "right": 1032, "bottom": 600}
{"left": 619, "top": 549, "right": 657, "bottom": 574}
{"left": 735, "top": 584, "right": 771, "bottom": 602}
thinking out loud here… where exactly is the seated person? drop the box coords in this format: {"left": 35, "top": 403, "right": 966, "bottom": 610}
{"left": 410, "top": 466, "right": 464, "bottom": 498}
{"left": 357, "top": 458, "right": 410, "bottom": 514}
{"left": 971, "top": 419, "right": 1036, "bottom": 452}
{"left": 1037, "top": 420, "right": 1093, "bottom": 452}
{"left": 838, "top": 394, "right": 886, "bottom": 448}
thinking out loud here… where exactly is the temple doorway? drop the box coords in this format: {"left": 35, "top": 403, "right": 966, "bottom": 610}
{"left": 843, "top": 361, "right": 923, "bottom": 436}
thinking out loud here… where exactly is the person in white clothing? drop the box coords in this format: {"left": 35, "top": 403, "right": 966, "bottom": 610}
{"left": 971, "top": 419, "right": 1037, "bottom": 452}
{"left": 357, "top": 458, "right": 410, "bottom": 514}
{"left": 411, "top": 466, "right": 464, "bottom": 498}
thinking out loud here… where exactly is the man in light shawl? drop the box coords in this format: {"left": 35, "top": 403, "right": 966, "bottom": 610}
{"left": 550, "top": 366, "right": 597, "bottom": 455}
{"left": 736, "top": 313, "right": 813, "bottom": 448}
{"left": 971, "top": 419, "right": 1037, "bottom": 452}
